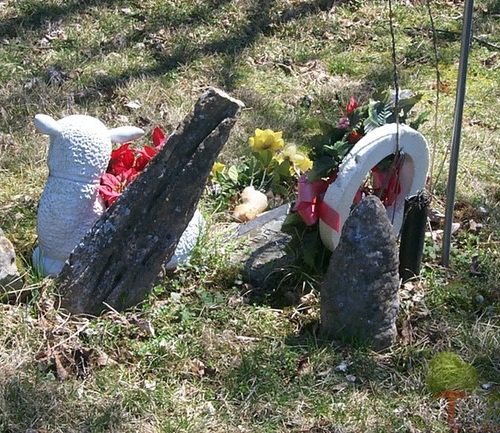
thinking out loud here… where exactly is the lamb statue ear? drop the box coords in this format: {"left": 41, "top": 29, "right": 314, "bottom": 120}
{"left": 34, "top": 114, "right": 61, "bottom": 136}
{"left": 109, "top": 126, "right": 144, "bottom": 143}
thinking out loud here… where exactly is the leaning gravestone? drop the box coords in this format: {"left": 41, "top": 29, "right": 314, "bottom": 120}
{"left": 58, "top": 88, "right": 244, "bottom": 315}
{"left": 321, "top": 195, "right": 399, "bottom": 350}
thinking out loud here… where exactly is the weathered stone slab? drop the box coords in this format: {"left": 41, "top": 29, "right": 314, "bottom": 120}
{"left": 320, "top": 196, "right": 400, "bottom": 350}
{"left": 58, "top": 88, "right": 244, "bottom": 315}
{"left": 240, "top": 205, "right": 293, "bottom": 288}
{"left": 0, "top": 228, "right": 23, "bottom": 297}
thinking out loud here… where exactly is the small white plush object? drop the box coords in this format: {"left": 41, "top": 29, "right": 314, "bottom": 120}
{"left": 33, "top": 114, "right": 144, "bottom": 276}
{"left": 319, "top": 123, "right": 429, "bottom": 251}
{"left": 233, "top": 186, "right": 268, "bottom": 222}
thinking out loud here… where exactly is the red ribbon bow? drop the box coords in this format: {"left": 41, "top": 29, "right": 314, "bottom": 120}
{"left": 294, "top": 175, "right": 341, "bottom": 232}
{"left": 371, "top": 166, "right": 402, "bottom": 206}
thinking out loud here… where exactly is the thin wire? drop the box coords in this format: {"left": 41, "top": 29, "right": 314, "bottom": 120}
{"left": 388, "top": 0, "right": 401, "bottom": 225}
{"left": 388, "top": 0, "right": 400, "bottom": 152}
{"left": 426, "top": 0, "right": 441, "bottom": 195}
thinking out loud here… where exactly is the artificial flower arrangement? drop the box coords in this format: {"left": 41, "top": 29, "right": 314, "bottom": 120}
{"left": 281, "top": 89, "right": 429, "bottom": 270}
{"left": 209, "top": 128, "right": 312, "bottom": 217}
{"left": 99, "top": 127, "right": 167, "bottom": 206}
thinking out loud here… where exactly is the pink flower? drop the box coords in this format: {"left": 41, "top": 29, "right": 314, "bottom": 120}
{"left": 99, "top": 169, "right": 138, "bottom": 206}
{"left": 346, "top": 96, "right": 359, "bottom": 114}
{"left": 337, "top": 116, "right": 350, "bottom": 129}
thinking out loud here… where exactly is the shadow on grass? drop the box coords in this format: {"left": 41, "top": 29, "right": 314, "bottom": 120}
{"left": 0, "top": 0, "right": 346, "bottom": 133}
{"left": 0, "top": 376, "right": 127, "bottom": 432}
{"left": 0, "top": 0, "right": 130, "bottom": 39}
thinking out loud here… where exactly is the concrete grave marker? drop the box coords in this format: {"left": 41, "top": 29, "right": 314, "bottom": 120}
{"left": 321, "top": 195, "right": 400, "bottom": 350}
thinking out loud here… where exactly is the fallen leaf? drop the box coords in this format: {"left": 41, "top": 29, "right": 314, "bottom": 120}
{"left": 400, "top": 319, "right": 413, "bottom": 344}
{"left": 133, "top": 318, "right": 155, "bottom": 337}
{"left": 468, "top": 219, "right": 482, "bottom": 234}
{"left": 297, "top": 354, "right": 312, "bottom": 375}
{"left": 95, "top": 351, "right": 114, "bottom": 367}
{"left": 334, "top": 361, "right": 349, "bottom": 373}
{"left": 189, "top": 359, "right": 205, "bottom": 377}
{"left": 144, "top": 379, "right": 157, "bottom": 390}
{"left": 54, "top": 353, "right": 69, "bottom": 381}
{"left": 125, "top": 100, "right": 141, "bottom": 110}
{"left": 331, "top": 382, "right": 348, "bottom": 392}
{"left": 345, "top": 374, "right": 356, "bottom": 383}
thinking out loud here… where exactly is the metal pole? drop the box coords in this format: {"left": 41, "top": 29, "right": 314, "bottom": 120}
{"left": 441, "top": 0, "right": 474, "bottom": 267}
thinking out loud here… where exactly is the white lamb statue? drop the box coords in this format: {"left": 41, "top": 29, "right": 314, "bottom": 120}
{"left": 33, "top": 114, "right": 206, "bottom": 277}
{"left": 32, "top": 114, "right": 145, "bottom": 276}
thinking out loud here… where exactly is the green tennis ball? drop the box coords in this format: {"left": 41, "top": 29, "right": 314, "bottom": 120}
{"left": 426, "top": 351, "right": 478, "bottom": 395}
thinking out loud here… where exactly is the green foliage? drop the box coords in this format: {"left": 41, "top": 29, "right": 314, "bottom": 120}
{"left": 426, "top": 351, "right": 478, "bottom": 395}
{"left": 305, "top": 90, "right": 426, "bottom": 181}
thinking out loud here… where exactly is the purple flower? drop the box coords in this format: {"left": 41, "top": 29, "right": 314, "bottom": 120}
{"left": 337, "top": 116, "right": 350, "bottom": 129}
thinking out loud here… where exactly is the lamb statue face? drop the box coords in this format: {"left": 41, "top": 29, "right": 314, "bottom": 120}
{"left": 32, "top": 114, "right": 144, "bottom": 277}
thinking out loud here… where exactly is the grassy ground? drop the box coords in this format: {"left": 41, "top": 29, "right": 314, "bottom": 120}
{"left": 0, "top": 0, "right": 499, "bottom": 432}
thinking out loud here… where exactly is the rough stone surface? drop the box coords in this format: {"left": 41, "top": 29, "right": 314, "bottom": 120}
{"left": 0, "top": 228, "right": 23, "bottom": 293}
{"left": 58, "top": 88, "right": 244, "bottom": 315}
{"left": 32, "top": 114, "right": 144, "bottom": 276}
{"left": 320, "top": 195, "right": 400, "bottom": 350}
{"left": 238, "top": 204, "right": 293, "bottom": 289}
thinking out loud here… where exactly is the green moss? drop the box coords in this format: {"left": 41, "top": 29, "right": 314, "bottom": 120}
{"left": 426, "top": 351, "right": 478, "bottom": 395}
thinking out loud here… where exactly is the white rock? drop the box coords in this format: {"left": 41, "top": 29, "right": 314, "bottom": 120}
{"left": 33, "top": 114, "right": 144, "bottom": 276}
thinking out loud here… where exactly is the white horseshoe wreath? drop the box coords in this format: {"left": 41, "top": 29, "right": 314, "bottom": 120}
{"left": 319, "top": 123, "right": 429, "bottom": 251}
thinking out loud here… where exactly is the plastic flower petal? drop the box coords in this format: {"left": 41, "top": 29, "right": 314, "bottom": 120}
{"left": 275, "top": 144, "right": 313, "bottom": 174}
{"left": 108, "top": 143, "right": 136, "bottom": 175}
{"left": 135, "top": 145, "right": 158, "bottom": 172}
{"left": 294, "top": 153, "right": 313, "bottom": 172}
{"left": 337, "top": 116, "right": 350, "bottom": 129}
{"left": 211, "top": 161, "right": 225, "bottom": 175}
{"left": 346, "top": 96, "right": 359, "bottom": 114}
{"left": 152, "top": 126, "right": 167, "bottom": 149}
{"left": 249, "top": 128, "right": 285, "bottom": 152}
{"left": 99, "top": 169, "right": 138, "bottom": 206}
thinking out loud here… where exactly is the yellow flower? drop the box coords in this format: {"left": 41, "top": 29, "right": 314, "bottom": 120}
{"left": 211, "top": 161, "right": 225, "bottom": 175}
{"left": 249, "top": 128, "right": 285, "bottom": 152}
{"left": 275, "top": 144, "right": 313, "bottom": 174}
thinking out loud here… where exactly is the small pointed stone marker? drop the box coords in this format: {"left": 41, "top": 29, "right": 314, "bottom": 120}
{"left": 320, "top": 195, "right": 400, "bottom": 350}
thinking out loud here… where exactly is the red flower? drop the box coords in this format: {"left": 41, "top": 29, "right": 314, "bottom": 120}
{"left": 346, "top": 96, "right": 359, "bottom": 115}
{"left": 135, "top": 145, "right": 158, "bottom": 171}
{"left": 347, "top": 130, "right": 363, "bottom": 144}
{"left": 108, "top": 143, "right": 136, "bottom": 175}
{"left": 152, "top": 126, "right": 167, "bottom": 149}
{"left": 371, "top": 166, "right": 401, "bottom": 206}
{"left": 99, "top": 169, "right": 138, "bottom": 206}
